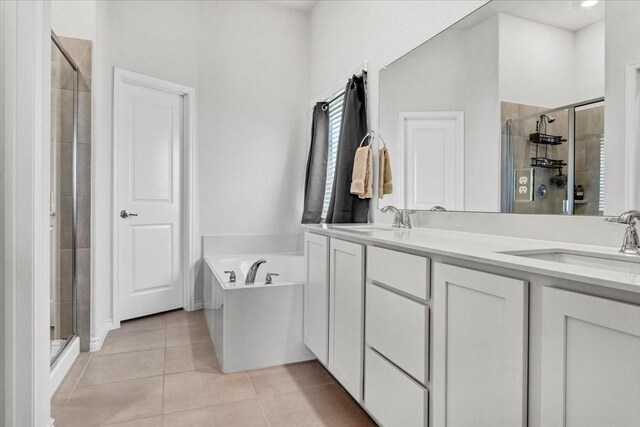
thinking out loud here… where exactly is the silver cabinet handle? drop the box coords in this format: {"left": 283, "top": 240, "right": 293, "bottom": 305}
{"left": 120, "top": 210, "right": 138, "bottom": 218}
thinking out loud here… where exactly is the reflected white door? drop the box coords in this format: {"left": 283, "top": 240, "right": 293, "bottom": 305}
{"left": 399, "top": 111, "right": 464, "bottom": 210}
{"left": 116, "top": 79, "right": 183, "bottom": 321}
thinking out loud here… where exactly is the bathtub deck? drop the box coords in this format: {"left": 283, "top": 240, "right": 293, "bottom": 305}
{"left": 51, "top": 309, "right": 374, "bottom": 426}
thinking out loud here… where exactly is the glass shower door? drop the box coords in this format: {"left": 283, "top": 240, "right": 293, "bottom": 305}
{"left": 50, "top": 34, "right": 78, "bottom": 364}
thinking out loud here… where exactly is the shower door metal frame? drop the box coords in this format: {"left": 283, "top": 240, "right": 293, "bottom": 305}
{"left": 50, "top": 31, "right": 79, "bottom": 366}
{"left": 502, "top": 97, "right": 604, "bottom": 215}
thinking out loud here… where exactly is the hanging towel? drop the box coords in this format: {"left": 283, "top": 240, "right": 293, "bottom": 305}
{"left": 350, "top": 145, "right": 372, "bottom": 199}
{"left": 378, "top": 146, "right": 393, "bottom": 198}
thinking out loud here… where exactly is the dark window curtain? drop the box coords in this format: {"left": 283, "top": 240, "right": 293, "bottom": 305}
{"left": 325, "top": 74, "right": 369, "bottom": 223}
{"left": 301, "top": 102, "right": 329, "bottom": 224}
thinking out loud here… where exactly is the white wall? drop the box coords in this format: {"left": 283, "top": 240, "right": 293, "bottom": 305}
{"left": 499, "top": 13, "right": 575, "bottom": 108}
{"left": 465, "top": 14, "right": 501, "bottom": 212}
{"left": 499, "top": 14, "right": 605, "bottom": 108}
{"left": 605, "top": 1, "right": 640, "bottom": 214}
{"left": 90, "top": 1, "right": 310, "bottom": 335}
{"left": 574, "top": 20, "right": 605, "bottom": 102}
{"left": 198, "top": 1, "right": 310, "bottom": 236}
{"left": 51, "top": 0, "right": 96, "bottom": 41}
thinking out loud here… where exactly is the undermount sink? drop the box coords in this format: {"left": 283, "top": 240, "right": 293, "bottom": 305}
{"left": 503, "top": 249, "right": 640, "bottom": 274}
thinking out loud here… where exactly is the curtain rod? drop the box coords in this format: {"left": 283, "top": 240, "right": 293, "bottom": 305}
{"left": 314, "top": 68, "right": 368, "bottom": 109}
{"left": 310, "top": 61, "right": 368, "bottom": 109}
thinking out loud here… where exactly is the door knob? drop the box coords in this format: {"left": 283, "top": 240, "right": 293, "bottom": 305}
{"left": 120, "top": 210, "right": 138, "bottom": 218}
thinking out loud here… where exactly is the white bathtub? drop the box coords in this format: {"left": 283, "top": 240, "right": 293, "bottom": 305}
{"left": 203, "top": 253, "right": 314, "bottom": 372}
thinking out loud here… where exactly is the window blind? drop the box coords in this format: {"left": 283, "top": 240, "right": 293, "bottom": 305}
{"left": 598, "top": 136, "right": 605, "bottom": 213}
{"left": 321, "top": 91, "right": 345, "bottom": 221}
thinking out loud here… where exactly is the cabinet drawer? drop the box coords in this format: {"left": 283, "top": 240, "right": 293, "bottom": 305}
{"left": 365, "top": 347, "right": 428, "bottom": 427}
{"left": 366, "top": 283, "right": 428, "bottom": 383}
{"left": 367, "top": 246, "right": 430, "bottom": 300}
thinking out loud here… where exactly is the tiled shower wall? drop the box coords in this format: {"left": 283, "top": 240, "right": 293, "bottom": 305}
{"left": 55, "top": 36, "right": 92, "bottom": 351}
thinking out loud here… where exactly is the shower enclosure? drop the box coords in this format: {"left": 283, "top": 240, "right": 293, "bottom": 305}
{"left": 50, "top": 33, "right": 78, "bottom": 364}
{"left": 502, "top": 98, "right": 605, "bottom": 216}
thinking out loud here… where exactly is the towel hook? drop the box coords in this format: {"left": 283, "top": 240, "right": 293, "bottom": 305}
{"left": 359, "top": 131, "right": 375, "bottom": 148}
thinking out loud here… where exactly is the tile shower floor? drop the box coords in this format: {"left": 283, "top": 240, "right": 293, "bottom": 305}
{"left": 52, "top": 309, "right": 375, "bottom": 426}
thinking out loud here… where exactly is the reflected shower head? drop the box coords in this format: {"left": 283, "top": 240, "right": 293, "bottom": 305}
{"left": 540, "top": 114, "right": 555, "bottom": 124}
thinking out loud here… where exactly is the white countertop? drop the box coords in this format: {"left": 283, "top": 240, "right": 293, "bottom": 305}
{"left": 302, "top": 224, "right": 640, "bottom": 294}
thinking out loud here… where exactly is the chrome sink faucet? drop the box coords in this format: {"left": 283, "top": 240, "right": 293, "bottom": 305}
{"left": 381, "top": 205, "right": 416, "bottom": 229}
{"left": 605, "top": 210, "right": 640, "bottom": 255}
{"left": 245, "top": 259, "right": 266, "bottom": 284}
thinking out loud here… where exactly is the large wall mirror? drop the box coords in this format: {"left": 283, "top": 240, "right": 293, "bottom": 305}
{"left": 379, "top": 0, "right": 640, "bottom": 216}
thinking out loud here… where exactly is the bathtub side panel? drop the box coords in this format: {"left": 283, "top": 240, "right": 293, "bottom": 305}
{"left": 203, "top": 261, "right": 224, "bottom": 365}
{"left": 222, "top": 285, "right": 314, "bottom": 372}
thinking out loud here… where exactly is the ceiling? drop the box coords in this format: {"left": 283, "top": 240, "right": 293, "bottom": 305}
{"left": 263, "top": 0, "right": 317, "bottom": 13}
{"left": 456, "top": 0, "right": 605, "bottom": 32}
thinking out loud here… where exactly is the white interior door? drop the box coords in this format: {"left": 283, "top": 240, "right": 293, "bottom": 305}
{"left": 116, "top": 78, "right": 184, "bottom": 321}
{"left": 399, "top": 112, "right": 464, "bottom": 210}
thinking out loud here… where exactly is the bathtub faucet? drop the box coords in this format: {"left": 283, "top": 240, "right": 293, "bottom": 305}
{"left": 245, "top": 259, "right": 267, "bottom": 284}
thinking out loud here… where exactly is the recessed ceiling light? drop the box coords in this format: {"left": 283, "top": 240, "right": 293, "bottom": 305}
{"left": 581, "top": 0, "right": 599, "bottom": 7}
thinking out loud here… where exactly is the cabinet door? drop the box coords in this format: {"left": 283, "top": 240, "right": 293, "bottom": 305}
{"left": 303, "top": 232, "right": 329, "bottom": 365}
{"left": 541, "top": 287, "right": 640, "bottom": 427}
{"left": 433, "top": 263, "right": 528, "bottom": 427}
{"left": 329, "top": 238, "right": 365, "bottom": 402}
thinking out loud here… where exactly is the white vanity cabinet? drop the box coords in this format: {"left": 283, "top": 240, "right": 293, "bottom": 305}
{"left": 303, "top": 232, "right": 329, "bottom": 365}
{"left": 364, "top": 247, "right": 430, "bottom": 426}
{"left": 540, "top": 286, "right": 640, "bottom": 427}
{"left": 432, "top": 263, "right": 528, "bottom": 427}
{"left": 303, "top": 233, "right": 366, "bottom": 402}
{"left": 328, "top": 238, "right": 366, "bottom": 401}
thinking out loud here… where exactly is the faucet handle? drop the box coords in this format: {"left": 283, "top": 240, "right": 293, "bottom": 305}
{"left": 401, "top": 209, "right": 416, "bottom": 229}
{"left": 224, "top": 270, "right": 236, "bottom": 283}
{"left": 265, "top": 272, "right": 279, "bottom": 285}
{"left": 620, "top": 225, "right": 640, "bottom": 255}
{"left": 605, "top": 210, "right": 640, "bottom": 224}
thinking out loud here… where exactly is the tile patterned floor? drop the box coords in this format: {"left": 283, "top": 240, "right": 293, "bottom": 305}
{"left": 52, "top": 309, "right": 375, "bottom": 426}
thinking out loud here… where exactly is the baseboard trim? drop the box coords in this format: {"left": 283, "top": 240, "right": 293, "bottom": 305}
{"left": 90, "top": 319, "right": 113, "bottom": 352}
{"left": 192, "top": 301, "right": 204, "bottom": 310}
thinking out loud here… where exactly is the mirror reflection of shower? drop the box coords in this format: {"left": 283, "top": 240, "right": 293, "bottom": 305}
{"left": 502, "top": 98, "right": 605, "bottom": 216}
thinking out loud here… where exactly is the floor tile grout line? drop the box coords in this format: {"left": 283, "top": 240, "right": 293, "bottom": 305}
{"left": 92, "top": 344, "right": 166, "bottom": 359}
{"left": 245, "top": 371, "right": 272, "bottom": 427}
{"left": 74, "top": 373, "right": 168, "bottom": 390}
{"left": 162, "top": 345, "right": 167, "bottom": 421}
{"left": 253, "top": 380, "right": 337, "bottom": 401}
{"left": 89, "top": 346, "right": 166, "bottom": 360}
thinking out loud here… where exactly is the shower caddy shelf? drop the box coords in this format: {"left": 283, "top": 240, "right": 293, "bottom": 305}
{"left": 529, "top": 132, "right": 567, "bottom": 172}
{"left": 529, "top": 132, "right": 566, "bottom": 145}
